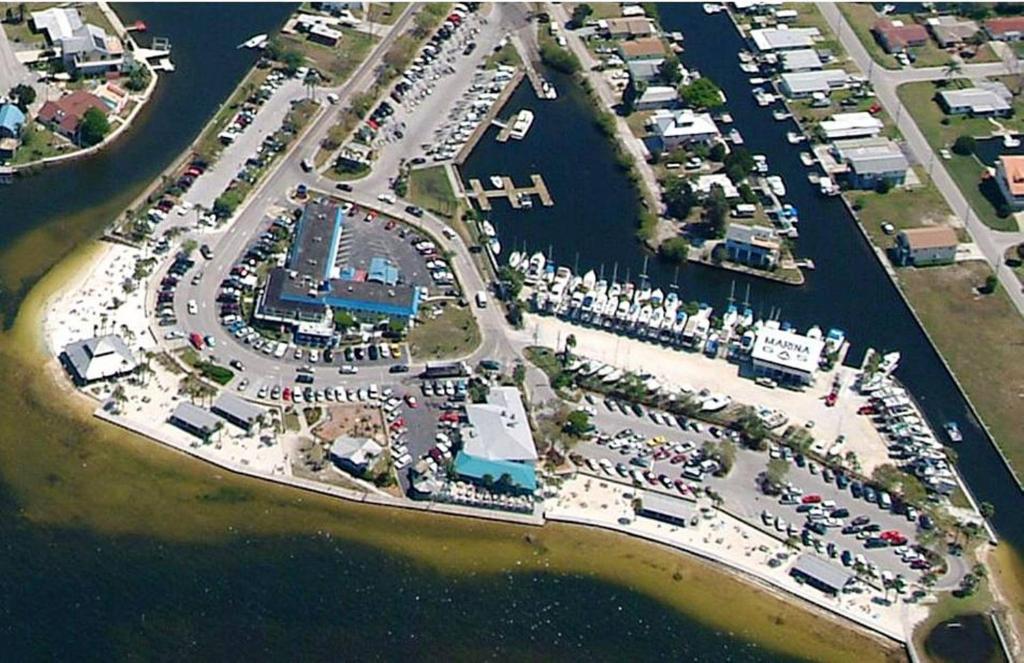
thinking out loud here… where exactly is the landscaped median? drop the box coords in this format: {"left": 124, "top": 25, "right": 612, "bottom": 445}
{"left": 897, "top": 79, "right": 1024, "bottom": 232}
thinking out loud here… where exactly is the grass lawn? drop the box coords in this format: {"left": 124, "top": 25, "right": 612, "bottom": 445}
{"left": 408, "top": 165, "right": 460, "bottom": 218}
{"left": 0, "top": 6, "right": 45, "bottom": 47}
{"left": 850, "top": 171, "right": 955, "bottom": 247}
{"left": 625, "top": 110, "right": 651, "bottom": 140}
{"left": 485, "top": 41, "right": 522, "bottom": 70}
{"left": 782, "top": 3, "right": 846, "bottom": 60}
{"left": 897, "top": 80, "right": 1022, "bottom": 232}
{"left": 583, "top": 3, "right": 622, "bottom": 20}
{"left": 11, "top": 123, "right": 68, "bottom": 165}
{"left": 898, "top": 262, "right": 1024, "bottom": 479}
{"left": 194, "top": 67, "right": 270, "bottom": 161}
{"left": 279, "top": 29, "right": 376, "bottom": 84}
{"left": 839, "top": 5, "right": 960, "bottom": 70}
{"left": 1004, "top": 244, "right": 1024, "bottom": 285}
{"left": 407, "top": 304, "right": 480, "bottom": 359}
{"left": 367, "top": 3, "right": 407, "bottom": 25}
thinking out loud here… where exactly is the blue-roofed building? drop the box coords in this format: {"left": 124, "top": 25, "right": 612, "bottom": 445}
{"left": 368, "top": 257, "right": 399, "bottom": 286}
{"left": 453, "top": 451, "right": 537, "bottom": 493}
{"left": 0, "top": 104, "right": 26, "bottom": 138}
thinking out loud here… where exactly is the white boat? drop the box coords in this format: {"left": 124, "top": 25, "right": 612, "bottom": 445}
{"left": 766, "top": 175, "right": 786, "bottom": 197}
{"left": 717, "top": 112, "right": 734, "bottom": 124}
{"left": 701, "top": 394, "right": 732, "bottom": 412}
{"left": 728, "top": 128, "right": 744, "bottom": 144}
{"left": 772, "top": 109, "right": 792, "bottom": 121}
{"left": 739, "top": 62, "right": 759, "bottom": 74}
{"left": 541, "top": 80, "right": 557, "bottom": 100}
{"left": 481, "top": 220, "right": 496, "bottom": 238}
{"left": 819, "top": 178, "right": 839, "bottom": 196}
{"left": 1003, "top": 134, "right": 1021, "bottom": 148}
{"left": 786, "top": 131, "right": 805, "bottom": 144}
{"left": 509, "top": 109, "right": 534, "bottom": 140}
{"left": 518, "top": 192, "right": 533, "bottom": 209}
{"left": 489, "top": 175, "right": 504, "bottom": 189}
{"left": 749, "top": 77, "right": 768, "bottom": 85}
{"left": 944, "top": 422, "right": 963, "bottom": 443}
{"left": 582, "top": 269, "right": 597, "bottom": 290}
{"left": 488, "top": 238, "right": 501, "bottom": 255}
{"left": 799, "top": 152, "right": 815, "bottom": 167}
{"left": 509, "top": 251, "right": 524, "bottom": 269}
{"left": 703, "top": 3, "right": 724, "bottom": 14}
{"left": 238, "top": 33, "right": 268, "bottom": 50}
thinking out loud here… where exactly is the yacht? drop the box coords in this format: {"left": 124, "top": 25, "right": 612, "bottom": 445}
{"left": 508, "top": 251, "right": 524, "bottom": 270}
{"left": 766, "top": 175, "right": 786, "bottom": 197}
{"left": 489, "top": 175, "right": 504, "bottom": 189}
{"left": 509, "top": 109, "right": 535, "bottom": 140}
{"left": 481, "top": 220, "right": 497, "bottom": 238}
{"left": 944, "top": 422, "right": 963, "bottom": 443}
{"left": 786, "top": 131, "right": 805, "bottom": 144}
{"left": 772, "top": 109, "right": 792, "bottom": 121}
{"left": 488, "top": 238, "right": 501, "bottom": 255}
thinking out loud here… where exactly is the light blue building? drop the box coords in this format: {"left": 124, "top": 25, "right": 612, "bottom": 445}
{"left": 0, "top": 104, "right": 26, "bottom": 138}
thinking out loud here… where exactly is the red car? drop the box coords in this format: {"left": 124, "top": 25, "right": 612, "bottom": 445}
{"left": 880, "top": 530, "right": 902, "bottom": 541}
{"left": 670, "top": 454, "right": 686, "bottom": 464}
{"left": 653, "top": 448, "right": 670, "bottom": 461}
{"left": 404, "top": 395, "right": 418, "bottom": 408}
{"left": 439, "top": 412, "right": 460, "bottom": 423}
{"left": 390, "top": 417, "right": 406, "bottom": 429}
{"left": 282, "top": 387, "right": 292, "bottom": 402}
{"left": 824, "top": 393, "right": 838, "bottom": 407}
{"left": 801, "top": 494, "right": 822, "bottom": 504}
{"left": 189, "top": 333, "right": 204, "bottom": 350}
{"left": 385, "top": 219, "right": 397, "bottom": 231}
{"left": 674, "top": 479, "right": 688, "bottom": 494}
{"left": 858, "top": 405, "right": 876, "bottom": 415}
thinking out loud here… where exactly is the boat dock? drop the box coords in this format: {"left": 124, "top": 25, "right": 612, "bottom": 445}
{"left": 509, "top": 33, "right": 550, "bottom": 99}
{"left": 466, "top": 174, "right": 553, "bottom": 211}
{"left": 453, "top": 69, "right": 524, "bottom": 165}
{"left": 495, "top": 119, "right": 514, "bottom": 143}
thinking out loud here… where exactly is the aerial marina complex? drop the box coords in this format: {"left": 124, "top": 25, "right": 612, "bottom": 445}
{"left": 3, "top": 2, "right": 1024, "bottom": 661}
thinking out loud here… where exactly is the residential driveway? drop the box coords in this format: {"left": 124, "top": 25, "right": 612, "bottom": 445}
{"left": 183, "top": 77, "right": 306, "bottom": 209}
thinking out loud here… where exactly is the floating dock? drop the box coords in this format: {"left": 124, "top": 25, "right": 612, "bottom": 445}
{"left": 466, "top": 174, "right": 553, "bottom": 211}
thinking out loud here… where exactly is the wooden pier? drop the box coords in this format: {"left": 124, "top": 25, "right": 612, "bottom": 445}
{"left": 466, "top": 174, "right": 553, "bottom": 211}
{"left": 495, "top": 119, "right": 514, "bottom": 143}
{"left": 453, "top": 69, "right": 524, "bottom": 165}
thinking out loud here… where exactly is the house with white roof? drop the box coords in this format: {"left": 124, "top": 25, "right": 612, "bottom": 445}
{"left": 749, "top": 26, "right": 819, "bottom": 52}
{"left": 819, "top": 112, "right": 884, "bottom": 140}
{"left": 649, "top": 108, "right": 720, "bottom": 151}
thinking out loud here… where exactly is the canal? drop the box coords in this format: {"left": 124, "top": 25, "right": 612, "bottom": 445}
{"left": 463, "top": 0, "right": 1024, "bottom": 587}
{"left": 0, "top": 4, "right": 893, "bottom": 660}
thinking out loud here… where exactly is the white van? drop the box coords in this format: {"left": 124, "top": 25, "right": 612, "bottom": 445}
{"left": 475, "top": 291, "right": 487, "bottom": 308}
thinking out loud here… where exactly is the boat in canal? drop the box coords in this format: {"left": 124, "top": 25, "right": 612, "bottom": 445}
{"left": 481, "top": 220, "right": 497, "bottom": 238}
{"left": 509, "top": 109, "right": 535, "bottom": 140}
{"left": 489, "top": 175, "right": 504, "bottom": 189}
{"left": 945, "top": 422, "right": 964, "bottom": 443}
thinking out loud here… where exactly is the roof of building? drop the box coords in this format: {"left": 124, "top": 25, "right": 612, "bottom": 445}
{"left": 453, "top": 451, "right": 537, "bottom": 491}
{"left": 833, "top": 136, "right": 908, "bottom": 175}
{"left": 637, "top": 85, "right": 679, "bottom": 106}
{"left": 62, "top": 334, "right": 137, "bottom": 382}
{"left": 605, "top": 17, "right": 653, "bottom": 36}
{"left": 751, "top": 327, "right": 825, "bottom": 375}
{"left": 694, "top": 173, "right": 740, "bottom": 199}
{"left": 0, "top": 104, "right": 26, "bottom": 135}
{"left": 638, "top": 490, "right": 695, "bottom": 521}
{"left": 618, "top": 36, "right": 666, "bottom": 58}
{"left": 780, "top": 48, "right": 823, "bottom": 71}
{"left": 37, "top": 90, "right": 109, "bottom": 135}
{"left": 170, "top": 402, "right": 221, "bottom": 434}
{"left": 791, "top": 554, "right": 854, "bottom": 592}
{"left": 627, "top": 57, "right": 666, "bottom": 81}
{"left": 367, "top": 256, "right": 399, "bottom": 286}
{"left": 310, "top": 23, "right": 343, "bottom": 41}
{"left": 212, "top": 392, "right": 266, "bottom": 427}
{"left": 925, "top": 16, "right": 978, "bottom": 44}
{"left": 938, "top": 82, "right": 1012, "bottom": 114}
{"left": 263, "top": 266, "right": 420, "bottom": 319}
{"left": 62, "top": 23, "right": 111, "bottom": 57}
{"left": 289, "top": 199, "right": 344, "bottom": 282}
{"left": 780, "top": 70, "right": 850, "bottom": 95}
{"left": 462, "top": 386, "right": 537, "bottom": 462}
{"left": 872, "top": 18, "right": 929, "bottom": 49}
{"left": 819, "top": 111, "right": 884, "bottom": 139}
{"left": 31, "top": 7, "right": 83, "bottom": 43}
{"left": 985, "top": 16, "right": 1024, "bottom": 37}
{"left": 329, "top": 435, "right": 384, "bottom": 468}
{"left": 651, "top": 108, "right": 720, "bottom": 139}
{"left": 1001, "top": 155, "right": 1024, "bottom": 197}
{"left": 726, "top": 223, "right": 780, "bottom": 249}
{"left": 898, "top": 226, "right": 959, "bottom": 250}
{"left": 749, "top": 26, "right": 819, "bottom": 51}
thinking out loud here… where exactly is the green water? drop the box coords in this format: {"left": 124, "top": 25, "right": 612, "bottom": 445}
{"left": 0, "top": 4, "right": 905, "bottom": 660}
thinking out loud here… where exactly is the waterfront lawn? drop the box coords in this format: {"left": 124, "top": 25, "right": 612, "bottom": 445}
{"left": 782, "top": 3, "right": 846, "bottom": 60}
{"left": 898, "top": 80, "right": 1023, "bottom": 232}
{"left": 279, "top": 29, "right": 376, "bottom": 84}
{"left": 851, "top": 172, "right": 955, "bottom": 248}
{"left": 624, "top": 110, "right": 651, "bottom": 141}
{"left": 898, "top": 262, "right": 1024, "bottom": 478}
{"left": 485, "top": 40, "right": 522, "bottom": 70}
{"left": 407, "top": 303, "right": 480, "bottom": 359}
{"left": 11, "top": 123, "right": 67, "bottom": 165}
{"left": 408, "top": 165, "right": 460, "bottom": 219}
{"left": 585, "top": 3, "right": 623, "bottom": 20}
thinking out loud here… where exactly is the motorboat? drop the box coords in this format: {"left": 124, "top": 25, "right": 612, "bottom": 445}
{"left": 728, "top": 128, "right": 744, "bottom": 144}
{"left": 481, "top": 220, "right": 497, "bottom": 238}
{"left": 509, "top": 109, "right": 535, "bottom": 140}
{"left": 1003, "top": 134, "right": 1021, "bottom": 148}
{"left": 786, "top": 131, "right": 805, "bottom": 144}
{"left": 772, "top": 109, "right": 792, "bottom": 121}
{"left": 518, "top": 192, "right": 533, "bottom": 209}
{"left": 703, "top": 3, "right": 725, "bottom": 14}
{"left": 766, "top": 175, "right": 786, "bottom": 197}
{"left": 489, "top": 175, "right": 504, "bottom": 189}
{"left": 800, "top": 152, "right": 815, "bottom": 166}
{"left": 509, "top": 251, "right": 524, "bottom": 269}
{"left": 945, "top": 422, "right": 963, "bottom": 443}
{"left": 488, "top": 238, "right": 501, "bottom": 255}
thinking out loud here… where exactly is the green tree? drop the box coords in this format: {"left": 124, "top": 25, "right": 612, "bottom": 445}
{"left": 658, "top": 53, "right": 683, "bottom": 86}
{"left": 658, "top": 237, "right": 690, "bottom": 265}
{"left": 565, "top": 410, "right": 592, "bottom": 437}
{"left": 679, "top": 77, "right": 724, "bottom": 110}
{"left": 736, "top": 406, "right": 770, "bottom": 450}
{"left": 723, "top": 147, "right": 755, "bottom": 182}
{"left": 181, "top": 239, "right": 198, "bottom": 256}
{"left": 765, "top": 458, "right": 789, "bottom": 492}
{"left": 943, "top": 59, "right": 963, "bottom": 81}
{"left": 498, "top": 265, "right": 525, "bottom": 299}
{"left": 78, "top": 107, "right": 110, "bottom": 146}
{"left": 9, "top": 83, "right": 35, "bottom": 112}
{"left": 539, "top": 41, "right": 581, "bottom": 75}
{"left": 980, "top": 501, "right": 996, "bottom": 519}
{"left": 952, "top": 134, "right": 976, "bottom": 156}
{"left": 704, "top": 185, "right": 729, "bottom": 238}
{"left": 568, "top": 3, "right": 593, "bottom": 28}
{"left": 663, "top": 177, "right": 697, "bottom": 220}
{"left": 709, "top": 142, "right": 727, "bottom": 162}
{"left": 125, "top": 64, "right": 150, "bottom": 92}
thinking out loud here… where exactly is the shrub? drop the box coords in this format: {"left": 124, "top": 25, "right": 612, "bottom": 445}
{"left": 952, "top": 135, "right": 976, "bottom": 156}
{"left": 658, "top": 237, "right": 690, "bottom": 264}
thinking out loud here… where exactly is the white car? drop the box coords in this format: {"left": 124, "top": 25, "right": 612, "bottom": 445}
{"left": 377, "top": 192, "right": 397, "bottom": 204}
{"left": 187, "top": 299, "right": 197, "bottom": 315}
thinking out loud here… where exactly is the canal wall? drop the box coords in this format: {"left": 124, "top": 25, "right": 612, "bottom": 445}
{"left": 453, "top": 68, "right": 525, "bottom": 166}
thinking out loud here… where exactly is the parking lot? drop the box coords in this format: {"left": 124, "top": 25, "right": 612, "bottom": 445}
{"left": 571, "top": 399, "right": 953, "bottom": 586}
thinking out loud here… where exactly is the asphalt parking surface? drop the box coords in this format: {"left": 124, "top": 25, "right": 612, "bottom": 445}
{"left": 337, "top": 205, "right": 441, "bottom": 294}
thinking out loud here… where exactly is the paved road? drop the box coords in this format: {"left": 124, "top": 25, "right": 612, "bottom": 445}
{"left": 819, "top": 3, "right": 1024, "bottom": 319}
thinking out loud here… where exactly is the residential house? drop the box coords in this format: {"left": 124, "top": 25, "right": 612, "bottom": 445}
{"left": 895, "top": 227, "right": 958, "bottom": 266}
{"left": 0, "top": 104, "right": 26, "bottom": 139}
{"left": 618, "top": 36, "right": 666, "bottom": 61}
{"left": 329, "top": 436, "right": 385, "bottom": 475}
{"left": 819, "top": 111, "right": 884, "bottom": 140}
{"left": 627, "top": 58, "right": 665, "bottom": 83}
{"left": 984, "top": 16, "right": 1024, "bottom": 41}
{"left": 308, "top": 23, "right": 343, "bottom": 46}
{"left": 30, "top": 7, "right": 83, "bottom": 43}
{"left": 694, "top": 173, "right": 740, "bottom": 199}
{"left": 649, "top": 108, "right": 720, "bottom": 151}
{"left": 937, "top": 82, "right": 1013, "bottom": 117}
{"left": 749, "top": 27, "right": 819, "bottom": 52}
{"left": 872, "top": 19, "right": 929, "bottom": 53}
{"left": 603, "top": 17, "right": 654, "bottom": 39}
{"left": 780, "top": 48, "right": 823, "bottom": 72}
{"left": 635, "top": 85, "right": 679, "bottom": 111}
{"left": 37, "top": 90, "right": 110, "bottom": 142}
{"left": 832, "top": 137, "right": 909, "bottom": 189}
{"left": 996, "top": 155, "right": 1024, "bottom": 211}
{"left": 725, "top": 224, "right": 781, "bottom": 269}
{"left": 60, "top": 334, "right": 138, "bottom": 385}
{"left": 32, "top": 7, "right": 129, "bottom": 75}
{"left": 779, "top": 70, "right": 851, "bottom": 98}
{"left": 925, "top": 16, "right": 979, "bottom": 47}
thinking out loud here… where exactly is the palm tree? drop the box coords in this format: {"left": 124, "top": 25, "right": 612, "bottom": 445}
{"left": 110, "top": 384, "right": 128, "bottom": 413}
{"left": 304, "top": 70, "right": 319, "bottom": 102}
{"left": 943, "top": 59, "right": 963, "bottom": 84}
